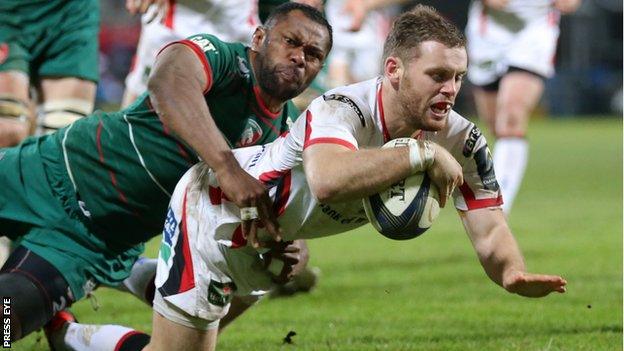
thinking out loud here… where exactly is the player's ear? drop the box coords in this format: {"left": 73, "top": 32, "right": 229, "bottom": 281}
{"left": 384, "top": 56, "right": 403, "bottom": 86}
{"left": 251, "top": 26, "right": 267, "bottom": 52}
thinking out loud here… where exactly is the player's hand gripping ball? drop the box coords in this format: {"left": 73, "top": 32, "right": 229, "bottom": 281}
{"left": 363, "top": 138, "right": 440, "bottom": 240}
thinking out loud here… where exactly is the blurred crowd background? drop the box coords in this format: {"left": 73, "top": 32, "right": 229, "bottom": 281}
{"left": 98, "top": 0, "right": 622, "bottom": 116}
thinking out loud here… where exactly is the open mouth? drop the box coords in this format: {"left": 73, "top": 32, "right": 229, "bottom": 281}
{"left": 430, "top": 101, "right": 452, "bottom": 117}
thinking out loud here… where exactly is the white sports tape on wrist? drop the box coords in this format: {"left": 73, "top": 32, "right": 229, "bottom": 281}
{"left": 39, "top": 98, "right": 94, "bottom": 133}
{"left": 0, "top": 95, "right": 29, "bottom": 124}
{"left": 408, "top": 140, "right": 435, "bottom": 174}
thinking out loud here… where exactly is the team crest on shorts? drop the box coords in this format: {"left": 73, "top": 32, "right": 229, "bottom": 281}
{"left": 0, "top": 43, "right": 8, "bottom": 65}
{"left": 208, "top": 280, "right": 236, "bottom": 307}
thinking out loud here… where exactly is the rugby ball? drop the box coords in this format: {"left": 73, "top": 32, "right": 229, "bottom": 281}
{"left": 362, "top": 138, "right": 440, "bottom": 240}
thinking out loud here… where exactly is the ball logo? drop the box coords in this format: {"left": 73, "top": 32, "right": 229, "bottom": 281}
{"left": 236, "top": 119, "right": 263, "bottom": 147}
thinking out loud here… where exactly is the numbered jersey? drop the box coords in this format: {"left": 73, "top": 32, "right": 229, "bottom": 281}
{"left": 180, "top": 77, "right": 502, "bottom": 249}
{"left": 58, "top": 34, "right": 298, "bottom": 246}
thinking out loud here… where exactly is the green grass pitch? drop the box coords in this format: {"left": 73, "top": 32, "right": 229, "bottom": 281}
{"left": 16, "top": 117, "right": 622, "bottom": 350}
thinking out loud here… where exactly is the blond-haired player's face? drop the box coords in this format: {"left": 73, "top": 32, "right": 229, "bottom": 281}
{"left": 398, "top": 41, "right": 467, "bottom": 131}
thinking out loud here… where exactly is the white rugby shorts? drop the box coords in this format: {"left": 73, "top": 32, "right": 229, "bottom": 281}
{"left": 466, "top": 4, "right": 560, "bottom": 86}
{"left": 153, "top": 164, "right": 276, "bottom": 329}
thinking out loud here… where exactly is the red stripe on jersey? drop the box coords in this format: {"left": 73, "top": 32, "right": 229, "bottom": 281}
{"left": 179, "top": 188, "right": 196, "bottom": 292}
{"left": 459, "top": 183, "right": 503, "bottom": 210}
{"left": 231, "top": 225, "right": 247, "bottom": 248}
{"left": 253, "top": 85, "right": 281, "bottom": 119}
{"left": 250, "top": 104, "right": 281, "bottom": 136}
{"left": 376, "top": 82, "right": 390, "bottom": 142}
{"left": 164, "top": 0, "right": 176, "bottom": 29}
{"left": 114, "top": 331, "right": 144, "bottom": 351}
{"left": 306, "top": 138, "right": 357, "bottom": 150}
{"left": 258, "top": 169, "right": 287, "bottom": 184}
{"left": 159, "top": 120, "right": 194, "bottom": 166}
{"left": 275, "top": 170, "right": 292, "bottom": 216}
{"left": 304, "top": 110, "right": 313, "bottom": 147}
{"left": 97, "top": 120, "right": 129, "bottom": 204}
{"left": 158, "top": 40, "right": 213, "bottom": 93}
{"left": 208, "top": 186, "right": 223, "bottom": 205}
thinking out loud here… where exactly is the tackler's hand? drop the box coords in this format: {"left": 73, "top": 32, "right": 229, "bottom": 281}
{"left": 264, "top": 240, "right": 310, "bottom": 284}
{"left": 216, "top": 167, "right": 282, "bottom": 248}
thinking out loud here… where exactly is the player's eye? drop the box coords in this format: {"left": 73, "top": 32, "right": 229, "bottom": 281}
{"left": 431, "top": 73, "right": 445, "bottom": 83}
{"left": 284, "top": 36, "right": 296, "bottom": 46}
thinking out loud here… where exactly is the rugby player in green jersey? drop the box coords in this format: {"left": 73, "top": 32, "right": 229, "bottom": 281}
{"left": 0, "top": 3, "right": 332, "bottom": 344}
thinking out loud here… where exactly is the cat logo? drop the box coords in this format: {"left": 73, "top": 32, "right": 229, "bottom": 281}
{"left": 188, "top": 36, "right": 216, "bottom": 53}
{"left": 237, "top": 56, "right": 250, "bottom": 78}
{"left": 236, "top": 119, "right": 263, "bottom": 147}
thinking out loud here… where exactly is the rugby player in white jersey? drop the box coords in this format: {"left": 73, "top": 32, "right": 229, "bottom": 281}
{"left": 122, "top": 0, "right": 260, "bottom": 108}
{"left": 466, "top": 0, "right": 581, "bottom": 214}
{"left": 45, "top": 6, "right": 566, "bottom": 351}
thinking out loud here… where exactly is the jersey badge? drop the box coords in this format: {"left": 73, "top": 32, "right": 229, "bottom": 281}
{"left": 207, "top": 280, "right": 236, "bottom": 307}
{"left": 236, "top": 119, "right": 263, "bottom": 147}
{"left": 237, "top": 56, "right": 250, "bottom": 78}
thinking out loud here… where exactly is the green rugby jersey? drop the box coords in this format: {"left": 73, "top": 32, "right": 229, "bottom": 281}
{"left": 55, "top": 34, "right": 299, "bottom": 247}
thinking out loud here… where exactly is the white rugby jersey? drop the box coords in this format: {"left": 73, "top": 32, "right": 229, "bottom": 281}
{"left": 146, "top": 0, "right": 258, "bottom": 43}
{"left": 195, "top": 77, "right": 502, "bottom": 247}
{"left": 470, "top": 0, "right": 560, "bottom": 25}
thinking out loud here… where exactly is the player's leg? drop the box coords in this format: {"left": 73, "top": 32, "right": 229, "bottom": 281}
{"left": 0, "top": 245, "right": 76, "bottom": 341}
{"left": 492, "top": 69, "right": 544, "bottom": 214}
{"left": 0, "top": 71, "right": 32, "bottom": 147}
{"left": 37, "top": 77, "right": 96, "bottom": 134}
{"left": 45, "top": 310, "right": 151, "bottom": 351}
{"left": 145, "top": 311, "right": 218, "bottom": 351}
{"left": 472, "top": 83, "right": 498, "bottom": 135}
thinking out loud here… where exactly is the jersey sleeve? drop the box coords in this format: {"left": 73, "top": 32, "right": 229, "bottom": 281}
{"left": 157, "top": 34, "right": 237, "bottom": 94}
{"left": 453, "top": 124, "right": 503, "bottom": 211}
{"left": 302, "top": 95, "right": 368, "bottom": 151}
{"left": 436, "top": 118, "right": 502, "bottom": 211}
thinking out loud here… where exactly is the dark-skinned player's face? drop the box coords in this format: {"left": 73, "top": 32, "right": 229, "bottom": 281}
{"left": 254, "top": 10, "right": 330, "bottom": 101}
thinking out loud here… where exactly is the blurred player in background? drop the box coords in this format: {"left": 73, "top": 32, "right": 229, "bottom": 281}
{"left": 466, "top": 0, "right": 581, "bottom": 214}
{"left": 122, "top": 0, "right": 325, "bottom": 108}
{"left": 0, "top": 0, "right": 98, "bottom": 147}
{"left": 45, "top": 7, "right": 566, "bottom": 351}
{"left": 0, "top": 0, "right": 171, "bottom": 282}
{"left": 0, "top": 3, "right": 332, "bottom": 347}
{"left": 122, "top": 0, "right": 261, "bottom": 107}
{"left": 0, "top": 0, "right": 101, "bottom": 272}
{"left": 324, "top": 0, "right": 391, "bottom": 87}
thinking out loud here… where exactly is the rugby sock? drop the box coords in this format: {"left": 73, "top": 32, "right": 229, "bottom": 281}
{"left": 121, "top": 257, "right": 157, "bottom": 306}
{"left": 0, "top": 236, "right": 12, "bottom": 267}
{"left": 51, "top": 322, "right": 150, "bottom": 351}
{"left": 493, "top": 137, "right": 529, "bottom": 215}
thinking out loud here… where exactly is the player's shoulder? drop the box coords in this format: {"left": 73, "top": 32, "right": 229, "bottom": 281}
{"left": 185, "top": 33, "right": 245, "bottom": 55}
{"left": 309, "top": 79, "right": 377, "bottom": 125}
